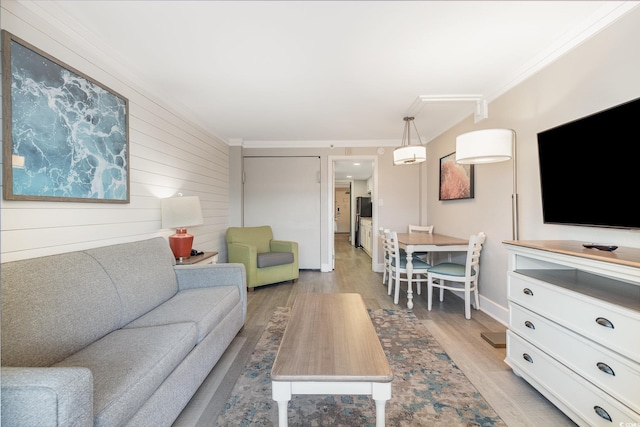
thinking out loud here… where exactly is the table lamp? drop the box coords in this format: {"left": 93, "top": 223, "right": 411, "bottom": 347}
{"left": 161, "top": 194, "right": 203, "bottom": 260}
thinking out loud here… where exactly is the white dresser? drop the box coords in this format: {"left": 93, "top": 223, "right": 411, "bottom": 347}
{"left": 503, "top": 240, "right": 640, "bottom": 426}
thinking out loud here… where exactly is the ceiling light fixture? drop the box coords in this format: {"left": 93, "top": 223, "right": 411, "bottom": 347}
{"left": 393, "top": 117, "right": 426, "bottom": 165}
{"left": 407, "top": 95, "right": 489, "bottom": 123}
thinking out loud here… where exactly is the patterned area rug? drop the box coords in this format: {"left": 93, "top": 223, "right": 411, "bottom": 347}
{"left": 216, "top": 307, "right": 506, "bottom": 426}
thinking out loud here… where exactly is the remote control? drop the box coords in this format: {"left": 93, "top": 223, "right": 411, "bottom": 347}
{"left": 582, "top": 243, "right": 618, "bottom": 251}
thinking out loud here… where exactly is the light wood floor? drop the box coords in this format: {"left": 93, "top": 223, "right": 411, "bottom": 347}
{"left": 173, "top": 233, "right": 576, "bottom": 427}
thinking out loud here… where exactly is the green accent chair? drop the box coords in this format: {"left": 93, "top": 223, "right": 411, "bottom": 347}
{"left": 226, "top": 226, "right": 299, "bottom": 290}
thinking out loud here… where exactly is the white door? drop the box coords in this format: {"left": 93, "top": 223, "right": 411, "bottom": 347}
{"left": 243, "top": 156, "right": 321, "bottom": 269}
{"left": 334, "top": 187, "right": 351, "bottom": 233}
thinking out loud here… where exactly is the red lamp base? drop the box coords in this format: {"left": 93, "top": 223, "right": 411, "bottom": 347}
{"left": 168, "top": 227, "right": 194, "bottom": 259}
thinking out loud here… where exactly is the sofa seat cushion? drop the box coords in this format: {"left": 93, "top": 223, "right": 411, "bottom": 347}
{"left": 54, "top": 323, "right": 197, "bottom": 427}
{"left": 257, "top": 252, "right": 294, "bottom": 268}
{"left": 124, "top": 286, "right": 240, "bottom": 343}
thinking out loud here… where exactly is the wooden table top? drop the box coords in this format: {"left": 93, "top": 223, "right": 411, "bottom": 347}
{"left": 271, "top": 293, "right": 393, "bottom": 382}
{"left": 396, "top": 233, "right": 468, "bottom": 246}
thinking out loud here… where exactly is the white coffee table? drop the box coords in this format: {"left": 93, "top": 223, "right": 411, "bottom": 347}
{"left": 271, "top": 293, "right": 393, "bottom": 427}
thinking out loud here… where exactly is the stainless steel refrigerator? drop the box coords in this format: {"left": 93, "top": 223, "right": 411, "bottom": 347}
{"left": 355, "top": 196, "right": 372, "bottom": 247}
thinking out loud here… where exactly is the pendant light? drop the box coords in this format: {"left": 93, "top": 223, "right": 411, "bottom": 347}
{"left": 393, "top": 117, "right": 426, "bottom": 165}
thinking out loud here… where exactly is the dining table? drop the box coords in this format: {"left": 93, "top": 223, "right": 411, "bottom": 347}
{"left": 396, "top": 232, "right": 469, "bottom": 309}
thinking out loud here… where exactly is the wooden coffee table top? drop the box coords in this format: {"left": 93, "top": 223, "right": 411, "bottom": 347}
{"left": 271, "top": 293, "right": 393, "bottom": 382}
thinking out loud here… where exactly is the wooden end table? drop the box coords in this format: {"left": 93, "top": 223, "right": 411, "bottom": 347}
{"left": 271, "top": 293, "right": 393, "bottom": 426}
{"left": 175, "top": 251, "right": 218, "bottom": 265}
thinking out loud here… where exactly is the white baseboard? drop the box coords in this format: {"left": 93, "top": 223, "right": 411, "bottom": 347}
{"left": 478, "top": 295, "right": 509, "bottom": 327}
{"left": 439, "top": 291, "right": 509, "bottom": 326}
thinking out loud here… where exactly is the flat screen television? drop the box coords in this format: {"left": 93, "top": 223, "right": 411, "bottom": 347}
{"left": 537, "top": 96, "right": 640, "bottom": 230}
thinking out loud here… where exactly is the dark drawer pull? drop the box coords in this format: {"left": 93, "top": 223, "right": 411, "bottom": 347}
{"left": 594, "top": 405, "right": 612, "bottom": 422}
{"left": 522, "top": 353, "right": 533, "bottom": 363}
{"left": 597, "top": 362, "right": 615, "bottom": 376}
{"left": 524, "top": 320, "right": 535, "bottom": 330}
{"left": 523, "top": 288, "right": 533, "bottom": 296}
{"left": 596, "top": 317, "right": 614, "bottom": 329}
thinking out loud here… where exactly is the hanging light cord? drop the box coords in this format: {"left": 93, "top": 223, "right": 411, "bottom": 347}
{"left": 402, "top": 116, "right": 422, "bottom": 146}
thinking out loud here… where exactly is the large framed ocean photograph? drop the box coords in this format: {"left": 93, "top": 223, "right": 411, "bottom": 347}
{"left": 2, "top": 30, "right": 129, "bottom": 203}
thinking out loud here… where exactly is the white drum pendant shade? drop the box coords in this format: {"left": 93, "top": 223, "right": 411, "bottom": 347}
{"left": 394, "top": 116, "right": 426, "bottom": 165}
{"left": 456, "top": 129, "right": 514, "bottom": 164}
{"left": 394, "top": 145, "right": 427, "bottom": 165}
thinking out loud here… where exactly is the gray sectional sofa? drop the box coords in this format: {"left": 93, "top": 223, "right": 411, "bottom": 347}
{"left": 1, "top": 237, "right": 247, "bottom": 427}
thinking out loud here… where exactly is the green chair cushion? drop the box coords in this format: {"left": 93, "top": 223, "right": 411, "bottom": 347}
{"left": 257, "top": 252, "right": 294, "bottom": 268}
{"left": 390, "top": 257, "right": 431, "bottom": 269}
{"left": 427, "top": 263, "right": 475, "bottom": 277}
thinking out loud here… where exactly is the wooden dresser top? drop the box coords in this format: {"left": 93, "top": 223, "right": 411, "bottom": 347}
{"left": 503, "top": 240, "right": 640, "bottom": 269}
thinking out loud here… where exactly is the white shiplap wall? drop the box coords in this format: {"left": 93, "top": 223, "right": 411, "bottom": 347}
{"left": 0, "top": 1, "right": 229, "bottom": 263}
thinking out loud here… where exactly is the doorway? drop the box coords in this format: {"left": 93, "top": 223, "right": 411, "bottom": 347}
{"left": 327, "top": 155, "right": 377, "bottom": 272}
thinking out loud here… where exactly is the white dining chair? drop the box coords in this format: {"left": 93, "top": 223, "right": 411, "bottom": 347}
{"left": 426, "top": 232, "right": 486, "bottom": 319}
{"left": 408, "top": 224, "right": 434, "bottom": 234}
{"left": 385, "top": 230, "right": 431, "bottom": 305}
{"left": 379, "top": 227, "right": 390, "bottom": 285}
{"left": 408, "top": 224, "right": 434, "bottom": 263}
{"left": 381, "top": 226, "right": 416, "bottom": 285}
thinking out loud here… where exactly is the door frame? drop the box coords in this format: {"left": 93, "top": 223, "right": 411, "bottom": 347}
{"left": 327, "top": 155, "right": 378, "bottom": 271}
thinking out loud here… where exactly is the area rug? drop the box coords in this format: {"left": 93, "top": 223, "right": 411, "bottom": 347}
{"left": 216, "top": 307, "right": 506, "bottom": 426}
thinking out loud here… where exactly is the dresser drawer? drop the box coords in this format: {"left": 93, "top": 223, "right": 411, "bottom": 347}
{"left": 506, "top": 331, "right": 640, "bottom": 426}
{"left": 510, "top": 303, "right": 640, "bottom": 414}
{"left": 508, "top": 272, "right": 640, "bottom": 362}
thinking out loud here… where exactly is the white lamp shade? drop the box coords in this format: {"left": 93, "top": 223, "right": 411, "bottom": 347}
{"left": 456, "top": 129, "right": 514, "bottom": 164}
{"left": 393, "top": 145, "right": 427, "bottom": 165}
{"left": 161, "top": 196, "right": 203, "bottom": 229}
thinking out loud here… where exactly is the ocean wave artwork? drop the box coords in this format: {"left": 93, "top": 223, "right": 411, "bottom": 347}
{"left": 8, "top": 38, "right": 128, "bottom": 202}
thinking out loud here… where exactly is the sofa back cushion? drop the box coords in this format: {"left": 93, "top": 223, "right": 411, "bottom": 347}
{"left": 84, "top": 237, "right": 178, "bottom": 326}
{"left": 226, "top": 226, "right": 273, "bottom": 253}
{"left": 1, "top": 252, "right": 121, "bottom": 367}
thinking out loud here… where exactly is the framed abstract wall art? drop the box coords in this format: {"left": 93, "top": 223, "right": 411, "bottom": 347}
{"left": 2, "top": 30, "right": 130, "bottom": 203}
{"left": 439, "top": 152, "right": 474, "bottom": 201}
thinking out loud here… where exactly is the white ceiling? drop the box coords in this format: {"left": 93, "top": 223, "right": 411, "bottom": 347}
{"left": 32, "top": 1, "right": 638, "bottom": 153}
{"left": 334, "top": 159, "right": 374, "bottom": 181}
